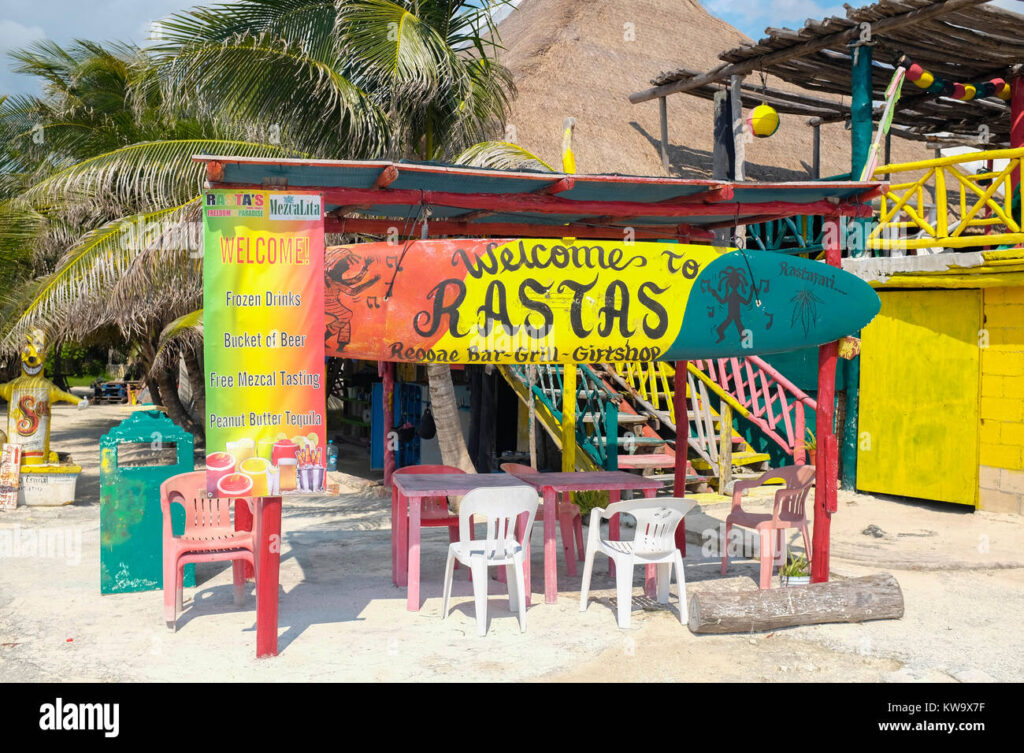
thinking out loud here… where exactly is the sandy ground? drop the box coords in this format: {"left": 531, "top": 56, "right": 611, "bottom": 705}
{"left": 1, "top": 404, "right": 1022, "bottom": 682}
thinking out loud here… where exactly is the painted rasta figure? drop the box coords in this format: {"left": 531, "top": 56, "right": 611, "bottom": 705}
{"left": 0, "top": 329, "right": 87, "bottom": 465}
{"left": 706, "top": 266, "right": 755, "bottom": 344}
{"left": 324, "top": 246, "right": 381, "bottom": 354}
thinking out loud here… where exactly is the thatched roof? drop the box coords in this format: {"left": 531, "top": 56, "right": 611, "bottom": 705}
{"left": 494, "top": 0, "right": 932, "bottom": 180}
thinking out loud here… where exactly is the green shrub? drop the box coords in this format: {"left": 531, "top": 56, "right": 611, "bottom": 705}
{"left": 573, "top": 489, "right": 609, "bottom": 520}
{"left": 780, "top": 550, "right": 810, "bottom": 577}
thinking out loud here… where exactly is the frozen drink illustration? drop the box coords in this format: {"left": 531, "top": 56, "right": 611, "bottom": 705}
{"left": 257, "top": 438, "right": 275, "bottom": 461}
{"left": 217, "top": 472, "right": 254, "bottom": 498}
{"left": 240, "top": 456, "right": 272, "bottom": 496}
{"left": 206, "top": 451, "right": 236, "bottom": 495}
{"left": 272, "top": 439, "right": 299, "bottom": 465}
{"left": 226, "top": 438, "right": 256, "bottom": 463}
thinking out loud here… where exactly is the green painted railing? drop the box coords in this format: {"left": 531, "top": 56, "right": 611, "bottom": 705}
{"left": 504, "top": 363, "right": 621, "bottom": 470}
{"left": 746, "top": 172, "right": 850, "bottom": 256}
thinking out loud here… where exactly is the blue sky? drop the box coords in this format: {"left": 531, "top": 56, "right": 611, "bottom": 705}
{"left": 2, "top": 0, "right": 1021, "bottom": 96}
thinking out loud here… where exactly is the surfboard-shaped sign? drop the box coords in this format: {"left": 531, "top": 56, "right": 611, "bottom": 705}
{"left": 324, "top": 239, "right": 879, "bottom": 364}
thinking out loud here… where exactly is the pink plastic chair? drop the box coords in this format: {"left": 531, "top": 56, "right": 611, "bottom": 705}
{"left": 501, "top": 462, "right": 584, "bottom": 575}
{"left": 720, "top": 465, "right": 815, "bottom": 589}
{"left": 161, "top": 471, "right": 257, "bottom": 631}
{"left": 394, "top": 464, "right": 469, "bottom": 572}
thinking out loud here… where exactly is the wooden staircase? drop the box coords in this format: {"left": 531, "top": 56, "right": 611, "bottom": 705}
{"left": 499, "top": 354, "right": 816, "bottom": 491}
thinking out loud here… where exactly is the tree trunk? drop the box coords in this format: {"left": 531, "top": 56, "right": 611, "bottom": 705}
{"left": 145, "top": 375, "right": 163, "bottom": 407}
{"left": 182, "top": 343, "right": 205, "bottom": 434}
{"left": 687, "top": 573, "right": 905, "bottom": 634}
{"left": 426, "top": 364, "right": 474, "bottom": 474}
{"left": 153, "top": 360, "right": 202, "bottom": 438}
{"left": 138, "top": 335, "right": 163, "bottom": 407}
{"left": 51, "top": 340, "right": 70, "bottom": 392}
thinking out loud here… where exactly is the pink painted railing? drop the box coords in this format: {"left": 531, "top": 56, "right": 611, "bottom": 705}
{"left": 691, "top": 356, "right": 817, "bottom": 464}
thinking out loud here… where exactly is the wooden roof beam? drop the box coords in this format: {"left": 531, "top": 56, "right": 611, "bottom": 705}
{"left": 451, "top": 176, "right": 576, "bottom": 223}
{"left": 372, "top": 164, "right": 399, "bottom": 189}
{"left": 322, "top": 186, "right": 871, "bottom": 220}
{"left": 326, "top": 217, "right": 716, "bottom": 242}
{"left": 629, "top": 0, "right": 994, "bottom": 104}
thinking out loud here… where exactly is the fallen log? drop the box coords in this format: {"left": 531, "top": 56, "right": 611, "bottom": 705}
{"left": 688, "top": 573, "right": 904, "bottom": 634}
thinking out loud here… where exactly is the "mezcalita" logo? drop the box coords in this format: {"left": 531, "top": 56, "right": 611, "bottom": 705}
{"left": 269, "top": 194, "right": 322, "bottom": 221}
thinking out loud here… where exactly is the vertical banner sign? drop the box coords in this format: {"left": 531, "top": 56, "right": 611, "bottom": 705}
{"left": 203, "top": 190, "right": 326, "bottom": 497}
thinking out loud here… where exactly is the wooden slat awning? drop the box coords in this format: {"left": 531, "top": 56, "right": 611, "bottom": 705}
{"left": 634, "top": 0, "right": 1022, "bottom": 147}
{"left": 195, "top": 155, "right": 881, "bottom": 241}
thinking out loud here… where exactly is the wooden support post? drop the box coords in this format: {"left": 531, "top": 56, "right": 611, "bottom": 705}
{"left": 812, "top": 218, "right": 842, "bottom": 583}
{"left": 840, "top": 40, "right": 873, "bottom": 492}
{"left": 659, "top": 96, "right": 670, "bottom": 172}
{"left": 730, "top": 76, "right": 746, "bottom": 247}
{"left": 811, "top": 119, "right": 821, "bottom": 179}
{"left": 561, "top": 364, "right": 577, "bottom": 472}
{"left": 604, "top": 400, "right": 618, "bottom": 472}
{"left": 673, "top": 361, "right": 688, "bottom": 556}
{"left": 256, "top": 497, "right": 282, "bottom": 658}
{"left": 713, "top": 89, "right": 735, "bottom": 245}
{"left": 730, "top": 75, "right": 746, "bottom": 182}
{"left": 381, "top": 361, "right": 395, "bottom": 488}
{"left": 712, "top": 90, "right": 734, "bottom": 181}
{"left": 527, "top": 365, "right": 538, "bottom": 469}
{"left": 718, "top": 402, "right": 733, "bottom": 491}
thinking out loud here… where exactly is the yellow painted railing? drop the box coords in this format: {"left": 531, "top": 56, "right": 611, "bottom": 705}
{"left": 869, "top": 148, "right": 1024, "bottom": 252}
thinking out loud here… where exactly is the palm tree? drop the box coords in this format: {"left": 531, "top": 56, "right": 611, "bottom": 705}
{"left": 142, "top": 0, "right": 526, "bottom": 461}
{"left": 1, "top": 1, "right": 540, "bottom": 455}
{"left": 0, "top": 40, "right": 308, "bottom": 434}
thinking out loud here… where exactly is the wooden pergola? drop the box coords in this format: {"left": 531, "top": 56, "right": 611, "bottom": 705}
{"left": 631, "top": 0, "right": 1024, "bottom": 156}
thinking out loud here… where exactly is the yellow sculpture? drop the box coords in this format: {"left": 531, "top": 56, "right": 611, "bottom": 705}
{"left": 0, "top": 329, "right": 87, "bottom": 465}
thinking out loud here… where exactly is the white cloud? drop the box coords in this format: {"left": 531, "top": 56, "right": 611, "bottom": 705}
{"left": 988, "top": 0, "right": 1023, "bottom": 13}
{"left": 0, "top": 18, "right": 46, "bottom": 52}
{"left": 0, "top": 19, "right": 47, "bottom": 96}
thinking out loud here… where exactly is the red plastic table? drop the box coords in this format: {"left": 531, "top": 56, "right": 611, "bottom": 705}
{"left": 506, "top": 471, "right": 664, "bottom": 604}
{"left": 391, "top": 473, "right": 533, "bottom": 611}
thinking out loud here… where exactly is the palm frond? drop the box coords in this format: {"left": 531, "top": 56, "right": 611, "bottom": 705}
{"left": 150, "top": 0, "right": 340, "bottom": 64}
{"left": 109, "top": 200, "right": 204, "bottom": 336}
{"left": 17, "top": 138, "right": 305, "bottom": 219}
{"left": 0, "top": 202, "right": 197, "bottom": 353}
{"left": 337, "top": 0, "right": 455, "bottom": 107}
{"left": 154, "top": 308, "right": 204, "bottom": 370}
{"left": 152, "top": 35, "right": 390, "bottom": 158}
{"left": 454, "top": 141, "right": 555, "bottom": 172}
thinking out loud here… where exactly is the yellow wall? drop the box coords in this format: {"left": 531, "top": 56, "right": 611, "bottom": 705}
{"left": 979, "top": 286, "right": 1024, "bottom": 514}
{"left": 859, "top": 290, "right": 981, "bottom": 505}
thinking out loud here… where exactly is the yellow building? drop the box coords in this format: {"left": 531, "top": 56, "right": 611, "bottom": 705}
{"left": 848, "top": 249, "right": 1024, "bottom": 514}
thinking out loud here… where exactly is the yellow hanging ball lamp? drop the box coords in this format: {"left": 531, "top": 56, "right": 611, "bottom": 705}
{"left": 748, "top": 103, "right": 780, "bottom": 138}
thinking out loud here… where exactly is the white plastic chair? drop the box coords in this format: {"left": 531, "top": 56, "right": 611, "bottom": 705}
{"left": 442, "top": 486, "right": 539, "bottom": 637}
{"left": 580, "top": 498, "right": 696, "bottom": 629}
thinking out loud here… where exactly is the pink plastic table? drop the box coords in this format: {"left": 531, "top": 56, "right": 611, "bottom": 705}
{"left": 506, "top": 471, "right": 664, "bottom": 604}
{"left": 391, "top": 473, "right": 533, "bottom": 612}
